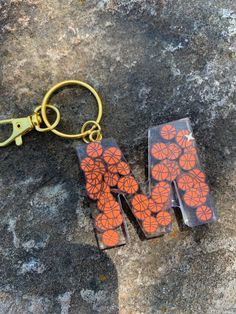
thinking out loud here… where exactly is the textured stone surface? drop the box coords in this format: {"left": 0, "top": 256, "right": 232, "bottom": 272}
{"left": 0, "top": 0, "right": 236, "bottom": 313}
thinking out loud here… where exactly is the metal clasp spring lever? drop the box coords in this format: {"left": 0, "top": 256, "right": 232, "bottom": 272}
{"left": 0, "top": 113, "right": 42, "bottom": 147}
{"left": 0, "top": 104, "right": 61, "bottom": 147}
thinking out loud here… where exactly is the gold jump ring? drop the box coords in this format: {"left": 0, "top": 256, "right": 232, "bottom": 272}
{"left": 34, "top": 104, "right": 61, "bottom": 132}
{"left": 81, "top": 120, "right": 102, "bottom": 143}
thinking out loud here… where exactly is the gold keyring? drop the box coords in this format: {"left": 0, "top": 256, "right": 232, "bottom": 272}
{"left": 34, "top": 104, "right": 61, "bottom": 132}
{"left": 81, "top": 120, "right": 103, "bottom": 143}
{"left": 41, "top": 80, "right": 103, "bottom": 139}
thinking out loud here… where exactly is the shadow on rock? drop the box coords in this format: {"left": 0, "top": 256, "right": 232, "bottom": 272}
{"left": 0, "top": 243, "right": 119, "bottom": 314}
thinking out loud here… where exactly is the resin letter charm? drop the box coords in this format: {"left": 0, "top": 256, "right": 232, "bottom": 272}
{"left": 149, "top": 118, "right": 217, "bottom": 227}
{"left": 77, "top": 118, "right": 217, "bottom": 250}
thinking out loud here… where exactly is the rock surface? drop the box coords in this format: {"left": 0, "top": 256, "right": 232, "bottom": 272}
{"left": 0, "top": 0, "right": 236, "bottom": 313}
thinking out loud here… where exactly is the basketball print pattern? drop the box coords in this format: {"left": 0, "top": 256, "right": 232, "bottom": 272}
{"left": 77, "top": 140, "right": 129, "bottom": 249}
{"left": 77, "top": 118, "right": 217, "bottom": 249}
{"left": 148, "top": 118, "right": 217, "bottom": 228}
{"left": 77, "top": 138, "right": 175, "bottom": 248}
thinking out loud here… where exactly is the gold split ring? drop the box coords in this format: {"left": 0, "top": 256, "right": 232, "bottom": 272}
{"left": 33, "top": 104, "right": 61, "bottom": 132}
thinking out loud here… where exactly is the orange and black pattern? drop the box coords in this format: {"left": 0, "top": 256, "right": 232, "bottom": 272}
{"left": 78, "top": 140, "right": 132, "bottom": 249}
{"left": 77, "top": 119, "right": 217, "bottom": 249}
{"left": 149, "top": 118, "right": 217, "bottom": 227}
{"left": 77, "top": 138, "right": 173, "bottom": 249}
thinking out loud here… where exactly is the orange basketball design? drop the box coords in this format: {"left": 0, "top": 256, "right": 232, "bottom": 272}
{"left": 151, "top": 163, "right": 169, "bottom": 181}
{"left": 104, "top": 172, "right": 119, "bottom": 187}
{"left": 86, "top": 176, "right": 102, "bottom": 186}
{"left": 184, "top": 188, "right": 207, "bottom": 207}
{"left": 184, "top": 146, "right": 197, "bottom": 155}
{"left": 162, "top": 160, "right": 180, "bottom": 181}
{"left": 148, "top": 198, "right": 168, "bottom": 213}
{"left": 85, "top": 172, "right": 102, "bottom": 185}
{"left": 87, "top": 192, "right": 100, "bottom": 200}
{"left": 86, "top": 182, "right": 102, "bottom": 195}
{"left": 177, "top": 174, "right": 194, "bottom": 191}
{"left": 95, "top": 213, "right": 106, "bottom": 231}
{"left": 101, "top": 182, "right": 111, "bottom": 193}
{"left": 96, "top": 182, "right": 111, "bottom": 200}
{"left": 156, "top": 211, "right": 172, "bottom": 226}
{"left": 103, "top": 201, "right": 121, "bottom": 217}
{"left": 158, "top": 181, "right": 171, "bottom": 191}
{"left": 123, "top": 176, "right": 139, "bottom": 194}
{"left": 103, "top": 147, "right": 122, "bottom": 165}
{"left": 151, "top": 182, "right": 170, "bottom": 204}
{"left": 133, "top": 208, "right": 151, "bottom": 221}
{"left": 102, "top": 230, "right": 120, "bottom": 247}
{"left": 196, "top": 205, "right": 213, "bottom": 222}
{"left": 179, "top": 153, "right": 196, "bottom": 170}
{"left": 196, "top": 182, "right": 209, "bottom": 197}
{"left": 142, "top": 217, "right": 158, "bottom": 234}
{"left": 176, "top": 129, "right": 194, "bottom": 148}
{"left": 95, "top": 213, "right": 113, "bottom": 231}
{"left": 131, "top": 194, "right": 149, "bottom": 212}
{"left": 80, "top": 157, "right": 95, "bottom": 172}
{"left": 117, "top": 161, "right": 130, "bottom": 176}
{"left": 97, "top": 193, "right": 114, "bottom": 211}
{"left": 86, "top": 142, "right": 103, "bottom": 158}
{"left": 151, "top": 143, "right": 168, "bottom": 160}
{"left": 188, "top": 168, "right": 206, "bottom": 187}
{"left": 118, "top": 176, "right": 139, "bottom": 194}
{"left": 117, "top": 176, "right": 127, "bottom": 192}
{"left": 94, "top": 160, "right": 106, "bottom": 175}
{"left": 167, "top": 143, "right": 182, "bottom": 160}
{"left": 160, "top": 124, "right": 176, "bottom": 140}
{"left": 110, "top": 213, "right": 123, "bottom": 228}
{"left": 108, "top": 164, "right": 118, "bottom": 174}
{"left": 103, "top": 200, "right": 120, "bottom": 215}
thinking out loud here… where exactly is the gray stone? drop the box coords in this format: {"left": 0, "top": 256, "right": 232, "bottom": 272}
{"left": 0, "top": 0, "right": 236, "bottom": 313}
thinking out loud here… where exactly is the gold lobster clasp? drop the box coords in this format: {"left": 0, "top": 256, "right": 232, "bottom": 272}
{"left": 0, "top": 104, "right": 61, "bottom": 147}
{"left": 0, "top": 115, "right": 39, "bottom": 147}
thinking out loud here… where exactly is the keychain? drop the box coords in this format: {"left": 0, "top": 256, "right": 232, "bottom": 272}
{"left": 0, "top": 80, "right": 217, "bottom": 250}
